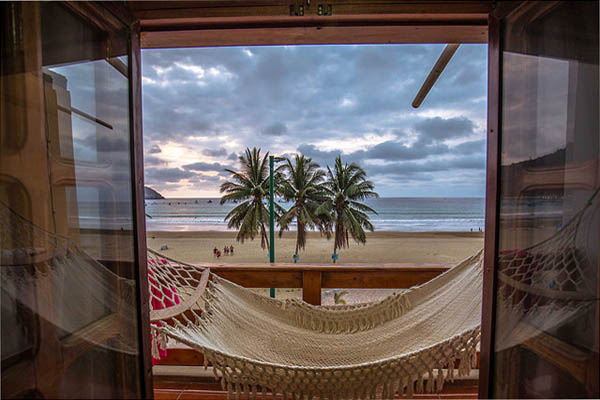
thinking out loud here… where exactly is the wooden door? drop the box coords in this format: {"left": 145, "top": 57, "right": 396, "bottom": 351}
{"left": 1, "top": 2, "right": 152, "bottom": 398}
{"left": 480, "top": 1, "right": 599, "bottom": 398}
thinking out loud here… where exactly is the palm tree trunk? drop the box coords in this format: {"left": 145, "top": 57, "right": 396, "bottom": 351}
{"left": 333, "top": 241, "right": 337, "bottom": 264}
{"left": 261, "top": 222, "right": 269, "bottom": 250}
{"left": 294, "top": 218, "right": 301, "bottom": 263}
{"left": 333, "top": 220, "right": 341, "bottom": 264}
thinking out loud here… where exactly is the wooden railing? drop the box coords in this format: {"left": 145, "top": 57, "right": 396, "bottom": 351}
{"left": 204, "top": 262, "right": 451, "bottom": 305}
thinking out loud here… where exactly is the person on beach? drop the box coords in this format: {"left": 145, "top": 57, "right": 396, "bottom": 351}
{"left": 213, "top": 246, "right": 218, "bottom": 257}
{"left": 224, "top": 246, "right": 229, "bottom": 255}
{"left": 216, "top": 250, "right": 221, "bottom": 258}
{"left": 229, "top": 245, "right": 234, "bottom": 255}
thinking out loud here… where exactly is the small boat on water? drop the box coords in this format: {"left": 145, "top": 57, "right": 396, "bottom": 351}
{"left": 208, "top": 200, "right": 213, "bottom": 203}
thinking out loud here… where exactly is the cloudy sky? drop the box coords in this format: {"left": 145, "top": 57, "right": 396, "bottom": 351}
{"left": 142, "top": 44, "right": 487, "bottom": 198}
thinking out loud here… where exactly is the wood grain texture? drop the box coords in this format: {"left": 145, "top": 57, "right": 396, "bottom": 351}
{"left": 520, "top": 324, "right": 589, "bottom": 385}
{"left": 130, "top": 1, "right": 493, "bottom": 20}
{"left": 139, "top": 14, "right": 488, "bottom": 30}
{"left": 141, "top": 25, "right": 487, "bottom": 48}
{"left": 302, "top": 270, "right": 322, "bottom": 305}
{"left": 322, "top": 270, "right": 443, "bottom": 289}
{"left": 155, "top": 348, "right": 207, "bottom": 366}
{"left": 208, "top": 263, "right": 448, "bottom": 289}
{"left": 213, "top": 270, "right": 302, "bottom": 288}
{"left": 132, "top": 0, "right": 489, "bottom": 47}
{"left": 129, "top": 19, "right": 155, "bottom": 399}
{"left": 478, "top": 12, "right": 500, "bottom": 400}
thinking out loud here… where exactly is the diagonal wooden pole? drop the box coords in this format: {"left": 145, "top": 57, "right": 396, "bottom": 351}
{"left": 412, "top": 43, "right": 460, "bottom": 108}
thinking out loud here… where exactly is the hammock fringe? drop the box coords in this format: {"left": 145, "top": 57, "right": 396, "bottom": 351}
{"left": 286, "top": 294, "right": 412, "bottom": 335}
{"left": 191, "top": 328, "right": 479, "bottom": 400}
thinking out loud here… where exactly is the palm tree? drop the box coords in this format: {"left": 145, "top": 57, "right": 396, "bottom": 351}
{"left": 278, "top": 154, "right": 330, "bottom": 261}
{"left": 318, "top": 156, "right": 379, "bottom": 263}
{"left": 220, "top": 147, "right": 284, "bottom": 250}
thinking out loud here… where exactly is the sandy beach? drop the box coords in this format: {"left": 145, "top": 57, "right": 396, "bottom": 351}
{"left": 147, "top": 230, "right": 484, "bottom": 265}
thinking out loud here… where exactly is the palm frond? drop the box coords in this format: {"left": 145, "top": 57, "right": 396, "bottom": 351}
{"left": 324, "top": 155, "right": 379, "bottom": 255}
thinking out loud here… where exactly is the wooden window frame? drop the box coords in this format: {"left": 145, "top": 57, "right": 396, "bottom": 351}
{"left": 62, "top": 2, "right": 155, "bottom": 398}
{"left": 478, "top": 12, "right": 500, "bottom": 399}
{"left": 131, "top": 1, "right": 491, "bottom": 47}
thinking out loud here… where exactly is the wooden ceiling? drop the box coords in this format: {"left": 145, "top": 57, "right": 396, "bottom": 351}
{"left": 128, "top": 1, "right": 492, "bottom": 48}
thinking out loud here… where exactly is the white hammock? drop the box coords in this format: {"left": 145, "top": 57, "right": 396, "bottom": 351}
{"left": 0, "top": 201, "right": 139, "bottom": 363}
{"left": 148, "top": 249, "right": 483, "bottom": 399}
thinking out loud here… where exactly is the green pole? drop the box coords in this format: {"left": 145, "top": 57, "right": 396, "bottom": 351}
{"left": 269, "top": 155, "right": 275, "bottom": 298}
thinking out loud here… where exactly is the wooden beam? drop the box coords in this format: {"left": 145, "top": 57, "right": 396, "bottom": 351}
{"left": 155, "top": 347, "right": 206, "bottom": 366}
{"left": 141, "top": 24, "right": 487, "bottom": 48}
{"left": 214, "top": 269, "right": 302, "bottom": 288}
{"left": 208, "top": 263, "right": 449, "bottom": 289}
{"left": 61, "top": 313, "right": 121, "bottom": 368}
{"left": 322, "top": 269, "right": 442, "bottom": 289}
{"left": 412, "top": 43, "right": 460, "bottom": 108}
{"left": 520, "top": 324, "right": 589, "bottom": 385}
{"left": 140, "top": 14, "right": 488, "bottom": 30}
{"left": 302, "top": 270, "right": 322, "bottom": 305}
{"left": 130, "top": 1, "right": 493, "bottom": 21}
{"left": 131, "top": 0, "right": 490, "bottom": 48}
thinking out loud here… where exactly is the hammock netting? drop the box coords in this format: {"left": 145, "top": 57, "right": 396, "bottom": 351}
{"left": 148, "top": 249, "right": 482, "bottom": 399}
{"left": 0, "top": 202, "right": 139, "bottom": 356}
{"left": 494, "top": 192, "right": 599, "bottom": 353}
{"left": 1, "top": 190, "right": 597, "bottom": 399}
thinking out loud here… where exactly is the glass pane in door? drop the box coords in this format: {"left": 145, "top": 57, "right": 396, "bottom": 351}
{"left": 1, "top": 2, "right": 142, "bottom": 398}
{"left": 493, "top": 1, "right": 599, "bottom": 398}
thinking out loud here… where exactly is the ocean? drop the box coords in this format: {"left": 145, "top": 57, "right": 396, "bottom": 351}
{"left": 144, "top": 197, "right": 485, "bottom": 232}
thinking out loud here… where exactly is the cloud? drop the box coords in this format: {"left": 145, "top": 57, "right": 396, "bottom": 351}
{"left": 182, "top": 161, "right": 230, "bottom": 172}
{"left": 78, "top": 133, "right": 129, "bottom": 152}
{"left": 365, "top": 155, "right": 485, "bottom": 178}
{"left": 295, "top": 144, "right": 343, "bottom": 167}
{"left": 202, "top": 147, "right": 228, "bottom": 157}
{"left": 262, "top": 122, "right": 287, "bottom": 136}
{"left": 359, "top": 140, "right": 448, "bottom": 161}
{"left": 145, "top": 167, "right": 195, "bottom": 183}
{"left": 452, "top": 139, "right": 486, "bottom": 154}
{"left": 182, "top": 161, "right": 233, "bottom": 177}
{"left": 189, "top": 174, "right": 223, "bottom": 183}
{"left": 144, "top": 154, "right": 167, "bottom": 166}
{"left": 413, "top": 116, "right": 475, "bottom": 144}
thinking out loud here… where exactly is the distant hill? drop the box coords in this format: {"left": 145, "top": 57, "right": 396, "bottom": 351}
{"left": 144, "top": 186, "right": 165, "bottom": 199}
{"left": 510, "top": 147, "right": 566, "bottom": 169}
